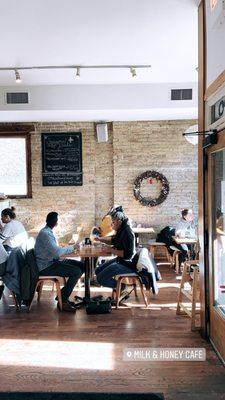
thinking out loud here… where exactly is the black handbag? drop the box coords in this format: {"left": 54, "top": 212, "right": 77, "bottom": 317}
{"left": 86, "top": 296, "right": 112, "bottom": 315}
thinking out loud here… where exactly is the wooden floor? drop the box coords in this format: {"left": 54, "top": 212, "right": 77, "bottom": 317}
{"left": 0, "top": 264, "right": 225, "bottom": 400}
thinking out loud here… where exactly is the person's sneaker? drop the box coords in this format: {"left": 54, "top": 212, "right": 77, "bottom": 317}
{"left": 55, "top": 296, "right": 78, "bottom": 308}
{"left": 67, "top": 300, "right": 84, "bottom": 308}
{"left": 57, "top": 301, "right": 76, "bottom": 312}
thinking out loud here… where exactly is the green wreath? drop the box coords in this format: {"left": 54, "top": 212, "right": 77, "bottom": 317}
{"left": 133, "top": 170, "right": 169, "bottom": 207}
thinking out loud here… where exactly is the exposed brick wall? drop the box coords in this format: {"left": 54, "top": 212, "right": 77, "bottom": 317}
{"left": 2, "top": 119, "right": 197, "bottom": 241}
{"left": 11, "top": 122, "right": 114, "bottom": 240}
{"left": 113, "top": 120, "right": 198, "bottom": 233}
{"left": 94, "top": 123, "right": 114, "bottom": 226}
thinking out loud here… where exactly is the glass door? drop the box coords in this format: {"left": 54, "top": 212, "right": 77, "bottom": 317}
{"left": 208, "top": 134, "right": 225, "bottom": 362}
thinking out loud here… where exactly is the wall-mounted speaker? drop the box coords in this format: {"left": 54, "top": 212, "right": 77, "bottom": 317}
{"left": 96, "top": 123, "right": 108, "bottom": 143}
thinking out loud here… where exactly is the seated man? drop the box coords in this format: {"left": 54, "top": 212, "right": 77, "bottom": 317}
{"left": 174, "top": 208, "right": 197, "bottom": 264}
{"left": 34, "top": 212, "right": 84, "bottom": 312}
{"left": 95, "top": 208, "right": 136, "bottom": 301}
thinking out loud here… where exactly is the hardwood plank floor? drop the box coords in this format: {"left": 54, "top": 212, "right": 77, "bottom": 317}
{"left": 0, "top": 265, "right": 224, "bottom": 400}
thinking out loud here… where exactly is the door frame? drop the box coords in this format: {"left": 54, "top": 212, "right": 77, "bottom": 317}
{"left": 206, "top": 130, "right": 225, "bottom": 362}
{"left": 198, "top": 0, "right": 207, "bottom": 337}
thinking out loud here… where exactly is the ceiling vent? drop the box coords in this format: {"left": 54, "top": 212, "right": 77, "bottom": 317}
{"left": 6, "top": 92, "right": 29, "bottom": 104}
{"left": 171, "top": 89, "right": 192, "bottom": 101}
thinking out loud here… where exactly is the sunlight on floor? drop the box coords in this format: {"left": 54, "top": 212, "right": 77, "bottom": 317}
{"left": 158, "top": 282, "right": 180, "bottom": 288}
{"left": 0, "top": 339, "right": 114, "bottom": 370}
{"left": 119, "top": 301, "right": 179, "bottom": 310}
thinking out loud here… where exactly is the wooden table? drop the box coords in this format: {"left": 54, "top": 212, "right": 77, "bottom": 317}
{"left": 172, "top": 236, "right": 198, "bottom": 273}
{"left": 63, "top": 245, "right": 113, "bottom": 303}
{"left": 132, "top": 227, "right": 155, "bottom": 246}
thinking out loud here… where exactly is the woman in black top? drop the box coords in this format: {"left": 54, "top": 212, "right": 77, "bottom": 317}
{"left": 95, "top": 209, "right": 135, "bottom": 296}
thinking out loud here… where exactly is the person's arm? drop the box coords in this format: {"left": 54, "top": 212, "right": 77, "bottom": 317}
{"left": 95, "top": 236, "right": 112, "bottom": 245}
{"left": 43, "top": 231, "right": 75, "bottom": 259}
{"left": 0, "top": 223, "right": 12, "bottom": 244}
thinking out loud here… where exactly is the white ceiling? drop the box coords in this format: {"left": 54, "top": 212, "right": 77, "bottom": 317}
{"left": 0, "top": 0, "right": 199, "bottom": 121}
{"left": 0, "top": 0, "right": 199, "bottom": 85}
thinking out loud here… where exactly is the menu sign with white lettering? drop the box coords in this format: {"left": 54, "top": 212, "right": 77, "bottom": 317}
{"left": 42, "top": 132, "right": 82, "bottom": 186}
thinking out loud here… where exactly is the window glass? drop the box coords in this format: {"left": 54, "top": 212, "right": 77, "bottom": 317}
{"left": 0, "top": 138, "right": 27, "bottom": 196}
{"left": 213, "top": 150, "right": 225, "bottom": 316}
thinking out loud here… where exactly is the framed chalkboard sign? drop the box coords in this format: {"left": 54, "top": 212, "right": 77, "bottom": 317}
{"left": 42, "top": 132, "right": 82, "bottom": 186}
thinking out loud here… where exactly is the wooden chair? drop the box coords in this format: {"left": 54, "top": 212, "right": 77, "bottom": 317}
{"left": 28, "top": 276, "right": 64, "bottom": 311}
{"left": 149, "top": 242, "right": 171, "bottom": 263}
{"left": 149, "top": 242, "right": 181, "bottom": 273}
{"left": 169, "top": 246, "right": 181, "bottom": 274}
{"left": 113, "top": 273, "right": 148, "bottom": 308}
{"left": 176, "top": 260, "right": 200, "bottom": 331}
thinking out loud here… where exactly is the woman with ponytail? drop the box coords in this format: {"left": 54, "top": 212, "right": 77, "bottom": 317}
{"left": 95, "top": 207, "right": 136, "bottom": 301}
{"left": 0, "top": 207, "right": 28, "bottom": 251}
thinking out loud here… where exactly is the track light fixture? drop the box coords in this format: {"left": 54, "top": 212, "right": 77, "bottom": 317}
{"left": 0, "top": 64, "right": 151, "bottom": 83}
{"left": 75, "top": 67, "right": 80, "bottom": 79}
{"left": 15, "top": 69, "right": 21, "bottom": 83}
{"left": 130, "top": 67, "right": 137, "bottom": 78}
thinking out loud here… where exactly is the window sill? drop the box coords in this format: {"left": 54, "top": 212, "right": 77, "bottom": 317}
{"left": 7, "top": 195, "right": 32, "bottom": 199}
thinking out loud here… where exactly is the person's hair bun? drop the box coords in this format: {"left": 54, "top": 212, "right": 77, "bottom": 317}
{"left": 11, "top": 206, "right": 16, "bottom": 212}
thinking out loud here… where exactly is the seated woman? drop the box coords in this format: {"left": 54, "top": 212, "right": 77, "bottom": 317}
{"left": 0, "top": 207, "right": 28, "bottom": 252}
{"left": 95, "top": 208, "right": 136, "bottom": 300}
{"left": 174, "top": 208, "right": 197, "bottom": 264}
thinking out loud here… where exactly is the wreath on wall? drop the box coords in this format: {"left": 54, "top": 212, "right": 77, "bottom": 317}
{"left": 133, "top": 170, "right": 170, "bottom": 207}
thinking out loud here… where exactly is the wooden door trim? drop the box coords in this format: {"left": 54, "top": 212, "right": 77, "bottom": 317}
{"left": 198, "top": 0, "right": 207, "bottom": 337}
{"left": 207, "top": 150, "right": 214, "bottom": 312}
{"left": 207, "top": 131, "right": 225, "bottom": 362}
{"left": 206, "top": 130, "right": 225, "bottom": 153}
{"left": 204, "top": 69, "right": 225, "bottom": 101}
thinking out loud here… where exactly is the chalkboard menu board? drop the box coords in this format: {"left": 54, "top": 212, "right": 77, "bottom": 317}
{"left": 42, "top": 132, "right": 82, "bottom": 186}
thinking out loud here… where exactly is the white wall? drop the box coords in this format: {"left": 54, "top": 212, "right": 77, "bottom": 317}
{"left": 0, "top": 82, "right": 197, "bottom": 122}
{"left": 206, "top": 0, "right": 225, "bottom": 87}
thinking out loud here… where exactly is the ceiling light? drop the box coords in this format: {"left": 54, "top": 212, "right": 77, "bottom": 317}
{"left": 15, "top": 70, "right": 21, "bottom": 83}
{"left": 130, "top": 67, "right": 137, "bottom": 78}
{"left": 75, "top": 67, "right": 80, "bottom": 79}
{"left": 0, "top": 64, "right": 151, "bottom": 83}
